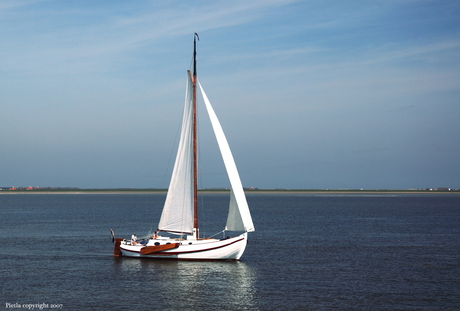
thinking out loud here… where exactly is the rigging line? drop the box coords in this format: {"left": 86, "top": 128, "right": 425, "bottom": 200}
{"left": 188, "top": 55, "right": 194, "bottom": 72}
{"left": 157, "top": 103, "right": 183, "bottom": 230}
{"left": 138, "top": 230, "right": 153, "bottom": 241}
{"left": 161, "top": 108, "right": 183, "bottom": 190}
{"left": 207, "top": 230, "right": 226, "bottom": 239}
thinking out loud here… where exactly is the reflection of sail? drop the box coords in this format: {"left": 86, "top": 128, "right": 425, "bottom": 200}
{"left": 115, "top": 259, "right": 257, "bottom": 309}
{"left": 169, "top": 262, "right": 257, "bottom": 310}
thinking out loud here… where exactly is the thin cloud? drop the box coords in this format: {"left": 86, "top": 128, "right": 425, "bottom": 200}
{"left": 1, "top": 0, "right": 459, "bottom": 189}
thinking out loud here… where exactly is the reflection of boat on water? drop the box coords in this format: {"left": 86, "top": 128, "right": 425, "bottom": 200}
{"left": 114, "top": 258, "right": 257, "bottom": 309}
{"left": 111, "top": 34, "right": 254, "bottom": 260}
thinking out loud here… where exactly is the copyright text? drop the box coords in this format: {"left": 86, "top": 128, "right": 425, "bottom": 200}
{"left": 5, "top": 303, "right": 63, "bottom": 310}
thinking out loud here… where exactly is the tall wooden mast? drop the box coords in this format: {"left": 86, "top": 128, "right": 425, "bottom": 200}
{"left": 192, "top": 33, "right": 199, "bottom": 238}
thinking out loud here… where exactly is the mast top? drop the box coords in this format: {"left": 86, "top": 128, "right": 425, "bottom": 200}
{"left": 193, "top": 33, "right": 199, "bottom": 77}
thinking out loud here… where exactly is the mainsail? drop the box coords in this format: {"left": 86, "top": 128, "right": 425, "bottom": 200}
{"left": 158, "top": 73, "right": 194, "bottom": 235}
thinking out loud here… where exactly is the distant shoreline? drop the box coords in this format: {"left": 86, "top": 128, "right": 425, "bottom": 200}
{"left": 1, "top": 189, "right": 459, "bottom": 194}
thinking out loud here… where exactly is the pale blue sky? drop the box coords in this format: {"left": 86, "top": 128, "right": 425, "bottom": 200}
{"left": 1, "top": 0, "right": 459, "bottom": 189}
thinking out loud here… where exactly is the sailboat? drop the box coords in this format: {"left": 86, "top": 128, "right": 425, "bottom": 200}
{"left": 112, "top": 34, "right": 255, "bottom": 260}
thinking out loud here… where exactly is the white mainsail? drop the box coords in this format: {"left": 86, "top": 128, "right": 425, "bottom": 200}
{"left": 158, "top": 73, "right": 194, "bottom": 235}
{"left": 199, "top": 82, "right": 255, "bottom": 233}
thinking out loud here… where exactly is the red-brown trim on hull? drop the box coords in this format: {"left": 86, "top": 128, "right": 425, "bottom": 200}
{"left": 150, "top": 237, "right": 244, "bottom": 256}
{"left": 162, "top": 238, "right": 244, "bottom": 255}
{"left": 146, "top": 257, "right": 240, "bottom": 262}
{"left": 140, "top": 243, "right": 180, "bottom": 255}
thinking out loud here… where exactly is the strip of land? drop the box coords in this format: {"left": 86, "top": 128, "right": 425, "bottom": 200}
{"left": 1, "top": 188, "right": 458, "bottom": 194}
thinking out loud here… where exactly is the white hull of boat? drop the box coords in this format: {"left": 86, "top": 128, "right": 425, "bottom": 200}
{"left": 119, "top": 233, "right": 248, "bottom": 260}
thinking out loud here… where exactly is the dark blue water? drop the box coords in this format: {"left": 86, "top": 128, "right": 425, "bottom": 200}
{"left": 1, "top": 193, "right": 459, "bottom": 310}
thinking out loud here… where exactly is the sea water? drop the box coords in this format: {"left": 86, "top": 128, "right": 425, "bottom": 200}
{"left": 0, "top": 192, "right": 459, "bottom": 310}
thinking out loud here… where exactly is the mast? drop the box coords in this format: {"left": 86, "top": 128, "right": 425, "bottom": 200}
{"left": 192, "top": 33, "right": 199, "bottom": 238}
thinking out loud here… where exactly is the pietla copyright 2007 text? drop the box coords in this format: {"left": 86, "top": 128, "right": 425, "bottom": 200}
{"left": 5, "top": 303, "right": 63, "bottom": 310}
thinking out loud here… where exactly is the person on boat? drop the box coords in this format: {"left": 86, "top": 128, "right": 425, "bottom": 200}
{"left": 152, "top": 231, "right": 159, "bottom": 239}
{"left": 131, "top": 233, "right": 138, "bottom": 245}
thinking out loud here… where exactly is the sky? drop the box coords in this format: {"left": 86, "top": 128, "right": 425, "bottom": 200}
{"left": 1, "top": 0, "right": 459, "bottom": 190}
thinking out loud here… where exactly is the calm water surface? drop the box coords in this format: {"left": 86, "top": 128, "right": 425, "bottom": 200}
{"left": 0, "top": 193, "right": 459, "bottom": 310}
